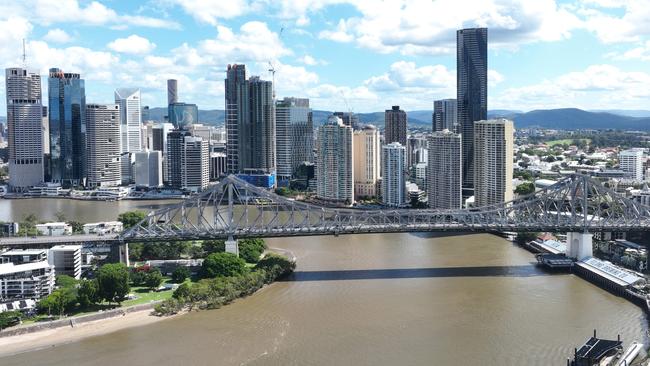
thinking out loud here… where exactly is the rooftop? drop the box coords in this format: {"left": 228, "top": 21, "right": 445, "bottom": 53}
{"left": 577, "top": 257, "right": 643, "bottom": 287}
{"left": 0, "top": 261, "right": 52, "bottom": 276}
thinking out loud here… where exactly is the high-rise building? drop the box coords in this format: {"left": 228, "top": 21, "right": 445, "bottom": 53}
{"left": 167, "top": 79, "right": 178, "bottom": 106}
{"left": 152, "top": 123, "right": 174, "bottom": 153}
{"left": 142, "top": 105, "right": 150, "bottom": 122}
{"left": 210, "top": 150, "right": 227, "bottom": 181}
{"left": 353, "top": 125, "right": 380, "bottom": 199}
{"left": 48, "top": 68, "right": 86, "bottom": 186}
{"left": 225, "top": 64, "right": 247, "bottom": 174}
{"left": 427, "top": 130, "right": 462, "bottom": 209}
{"left": 86, "top": 104, "right": 121, "bottom": 187}
{"left": 167, "top": 131, "right": 209, "bottom": 192}
{"left": 5, "top": 67, "right": 44, "bottom": 191}
{"left": 134, "top": 150, "right": 163, "bottom": 187}
{"left": 247, "top": 76, "right": 275, "bottom": 174}
{"left": 120, "top": 152, "right": 134, "bottom": 185}
{"left": 457, "top": 28, "right": 488, "bottom": 198}
{"left": 382, "top": 142, "right": 406, "bottom": 207}
{"left": 333, "top": 112, "right": 359, "bottom": 129}
{"left": 115, "top": 88, "right": 142, "bottom": 154}
{"left": 275, "top": 97, "right": 313, "bottom": 184}
{"left": 473, "top": 119, "right": 513, "bottom": 207}
{"left": 407, "top": 134, "right": 427, "bottom": 169}
{"left": 385, "top": 106, "right": 407, "bottom": 146}
{"left": 168, "top": 102, "right": 198, "bottom": 130}
{"left": 48, "top": 245, "right": 82, "bottom": 279}
{"left": 316, "top": 115, "right": 354, "bottom": 204}
{"left": 433, "top": 99, "right": 458, "bottom": 132}
{"left": 619, "top": 148, "right": 644, "bottom": 181}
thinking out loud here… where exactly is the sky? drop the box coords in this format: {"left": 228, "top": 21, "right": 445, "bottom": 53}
{"left": 0, "top": 0, "right": 649, "bottom": 114}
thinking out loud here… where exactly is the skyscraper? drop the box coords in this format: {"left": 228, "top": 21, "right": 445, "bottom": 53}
{"left": 48, "top": 68, "right": 86, "bottom": 186}
{"left": 225, "top": 64, "right": 247, "bottom": 174}
{"left": 433, "top": 99, "right": 458, "bottom": 132}
{"left": 167, "top": 131, "right": 209, "bottom": 192}
{"left": 316, "top": 115, "right": 354, "bottom": 204}
{"left": 5, "top": 67, "right": 44, "bottom": 191}
{"left": 275, "top": 97, "right": 313, "bottom": 184}
{"left": 353, "top": 125, "right": 380, "bottom": 199}
{"left": 134, "top": 150, "right": 163, "bottom": 187}
{"left": 86, "top": 104, "right": 121, "bottom": 187}
{"left": 382, "top": 142, "right": 406, "bottom": 207}
{"left": 114, "top": 88, "right": 142, "bottom": 154}
{"left": 247, "top": 76, "right": 275, "bottom": 175}
{"left": 167, "top": 79, "right": 178, "bottom": 106}
{"left": 457, "top": 27, "right": 487, "bottom": 198}
{"left": 333, "top": 111, "right": 359, "bottom": 129}
{"left": 473, "top": 119, "right": 513, "bottom": 207}
{"left": 168, "top": 102, "right": 198, "bottom": 130}
{"left": 384, "top": 105, "right": 407, "bottom": 146}
{"left": 619, "top": 149, "right": 644, "bottom": 181}
{"left": 427, "top": 130, "right": 462, "bottom": 209}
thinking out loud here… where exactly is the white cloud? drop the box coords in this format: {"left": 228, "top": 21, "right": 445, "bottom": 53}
{"left": 318, "top": 19, "right": 354, "bottom": 43}
{"left": 365, "top": 61, "right": 455, "bottom": 94}
{"left": 580, "top": 0, "right": 650, "bottom": 43}
{"left": 107, "top": 35, "right": 156, "bottom": 54}
{"left": 488, "top": 70, "right": 505, "bottom": 86}
{"left": 43, "top": 28, "right": 73, "bottom": 43}
{"left": 298, "top": 55, "right": 327, "bottom": 66}
{"left": 171, "top": 0, "right": 250, "bottom": 25}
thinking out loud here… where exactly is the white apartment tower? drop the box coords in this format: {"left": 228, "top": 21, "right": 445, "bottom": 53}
{"left": 353, "top": 125, "right": 381, "bottom": 199}
{"left": 427, "top": 130, "right": 462, "bottom": 209}
{"left": 5, "top": 68, "right": 44, "bottom": 192}
{"left": 86, "top": 104, "right": 122, "bottom": 187}
{"left": 316, "top": 116, "right": 354, "bottom": 204}
{"left": 114, "top": 88, "right": 142, "bottom": 154}
{"left": 619, "top": 148, "right": 644, "bottom": 181}
{"left": 473, "top": 119, "right": 514, "bottom": 207}
{"left": 382, "top": 142, "right": 406, "bottom": 207}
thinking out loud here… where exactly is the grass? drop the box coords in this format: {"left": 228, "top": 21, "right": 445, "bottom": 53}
{"left": 121, "top": 286, "right": 174, "bottom": 307}
{"left": 546, "top": 138, "right": 591, "bottom": 146}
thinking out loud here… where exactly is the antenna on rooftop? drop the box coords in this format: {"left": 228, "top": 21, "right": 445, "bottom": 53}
{"left": 22, "top": 38, "right": 26, "bottom": 67}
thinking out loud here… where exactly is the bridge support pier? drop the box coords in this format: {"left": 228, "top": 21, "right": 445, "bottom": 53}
{"left": 225, "top": 236, "right": 239, "bottom": 257}
{"left": 566, "top": 232, "right": 593, "bottom": 260}
{"left": 110, "top": 243, "right": 130, "bottom": 266}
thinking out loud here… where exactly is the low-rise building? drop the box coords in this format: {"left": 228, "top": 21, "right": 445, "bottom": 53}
{"left": 0, "top": 261, "right": 55, "bottom": 303}
{"left": 0, "top": 222, "right": 19, "bottom": 237}
{"left": 48, "top": 245, "right": 82, "bottom": 279}
{"left": 35, "top": 222, "right": 72, "bottom": 236}
{"left": 1, "top": 249, "right": 48, "bottom": 264}
{"left": 82, "top": 221, "right": 124, "bottom": 235}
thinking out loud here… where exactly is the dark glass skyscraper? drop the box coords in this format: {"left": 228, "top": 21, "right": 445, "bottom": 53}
{"left": 48, "top": 68, "right": 86, "bottom": 186}
{"left": 168, "top": 102, "right": 198, "bottom": 130}
{"left": 225, "top": 64, "right": 247, "bottom": 174}
{"left": 457, "top": 28, "right": 487, "bottom": 198}
{"left": 384, "top": 105, "right": 407, "bottom": 146}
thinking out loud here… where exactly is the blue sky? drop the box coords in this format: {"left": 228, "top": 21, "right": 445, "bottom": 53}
{"left": 1, "top": 0, "right": 649, "bottom": 114}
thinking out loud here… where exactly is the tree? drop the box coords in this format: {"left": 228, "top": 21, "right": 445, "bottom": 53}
{"left": 515, "top": 232, "right": 539, "bottom": 245}
{"left": 77, "top": 279, "right": 100, "bottom": 308}
{"left": 69, "top": 221, "right": 85, "bottom": 234}
{"left": 171, "top": 267, "right": 190, "bottom": 283}
{"left": 18, "top": 213, "right": 40, "bottom": 236}
{"left": 145, "top": 268, "right": 164, "bottom": 290}
{"left": 96, "top": 263, "right": 130, "bottom": 304}
{"left": 202, "top": 240, "right": 225, "bottom": 255}
{"left": 0, "top": 311, "right": 22, "bottom": 330}
{"left": 131, "top": 268, "right": 149, "bottom": 286}
{"left": 238, "top": 238, "right": 267, "bottom": 263}
{"left": 515, "top": 182, "right": 535, "bottom": 196}
{"left": 56, "top": 274, "right": 78, "bottom": 289}
{"left": 201, "top": 252, "right": 247, "bottom": 279}
{"left": 172, "top": 282, "right": 192, "bottom": 300}
{"left": 38, "top": 287, "right": 77, "bottom": 316}
{"left": 117, "top": 210, "right": 147, "bottom": 229}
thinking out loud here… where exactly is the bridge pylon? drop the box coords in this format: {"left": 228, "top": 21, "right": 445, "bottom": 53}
{"left": 566, "top": 232, "right": 593, "bottom": 260}
{"left": 225, "top": 235, "right": 239, "bottom": 256}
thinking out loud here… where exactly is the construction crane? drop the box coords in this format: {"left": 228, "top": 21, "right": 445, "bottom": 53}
{"left": 267, "top": 26, "right": 284, "bottom": 101}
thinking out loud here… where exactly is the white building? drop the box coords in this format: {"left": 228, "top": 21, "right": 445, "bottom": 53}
{"left": 428, "top": 130, "right": 462, "bottom": 209}
{"left": 134, "top": 150, "right": 163, "bottom": 187}
{"left": 115, "top": 88, "right": 142, "bottom": 154}
{"left": 619, "top": 148, "right": 644, "bottom": 181}
{"left": 48, "top": 245, "right": 82, "bottom": 279}
{"left": 82, "top": 221, "right": 123, "bottom": 235}
{"left": 316, "top": 116, "right": 354, "bottom": 204}
{"left": 86, "top": 103, "right": 122, "bottom": 187}
{"left": 353, "top": 125, "right": 381, "bottom": 199}
{"left": 473, "top": 119, "right": 514, "bottom": 207}
{"left": 35, "top": 222, "right": 72, "bottom": 236}
{"left": 0, "top": 261, "right": 55, "bottom": 302}
{"left": 382, "top": 142, "right": 406, "bottom": 207}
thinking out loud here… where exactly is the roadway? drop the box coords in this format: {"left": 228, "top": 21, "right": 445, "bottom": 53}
{"left": 0, "top": 234, "right": 120, "bottom": 247}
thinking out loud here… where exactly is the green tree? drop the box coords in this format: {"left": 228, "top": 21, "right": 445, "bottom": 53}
{"left": 129, "top": 243, "right": 144, "bottom": 261}
{"left": 201, "top": 252, "right": 247, "bottom": 279}
{"left": 0, "top": 311, "right": 22, "bottom": 330}
{"left": 172, "top": 282, "right": 192, "bottom": 300}
{"left": 69, "top": 221, "right": 85, "bottom": 234}
{"left": 239, "top": 238, "right": 267, "bottom": 263}
{"left": 38, "top": 287, "right": 77, "bottom": 316}
{"left": 145, "top": 268, "right": 164, "bottom": 290}
{"left": 515, "top": 182, "right": 535, "bottom": 196}
{"left": 56, "top": 274, "right": 78, "bottom": 289}
{"left": 131, "top": 270, "right": 148, "bottom": 286}
{"left": 77, "top": 279, "right": 100, "bottom": 308}
{"left": 117, "top": 210, "right": 147, "bottom": 229}
{"left": 202, "top": 240, "right": 225, "bottom": 255}
{"left": 96, "top": 263, "right": 130, "bottom": 304}
{"left": 18, "top": 213, "right": 40, "bottom": 236}
{"left": 171, "top": 267, "right": 190, "bottom": 283}
{"left": 515, "top": 232, "right": 539, "bottom": 245}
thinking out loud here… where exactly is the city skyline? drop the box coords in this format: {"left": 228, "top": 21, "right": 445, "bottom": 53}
{"left": 0, "top": 1, "right": 649, "bottom": 114}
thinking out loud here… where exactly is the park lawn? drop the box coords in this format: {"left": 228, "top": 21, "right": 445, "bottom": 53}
{"left": 121, "top": 286, "right": 175, "bottom": 307}
{"left": 546, "top": 138, "right": 591, "bottom": 146}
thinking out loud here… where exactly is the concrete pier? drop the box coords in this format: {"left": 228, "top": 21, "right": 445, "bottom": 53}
{"left": 225, "top": 236, "right": 239, "bottom": 256}
{"left": 566, "top": 232, "right": 593, "bottom": 260}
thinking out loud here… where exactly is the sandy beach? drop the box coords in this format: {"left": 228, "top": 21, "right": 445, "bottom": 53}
{"left": 0, "top": 309, "right": 175, "bottom": 358}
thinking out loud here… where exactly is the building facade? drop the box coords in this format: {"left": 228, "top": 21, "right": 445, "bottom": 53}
{"left": 433, "top": 99, "right": 458, "bottom": 132}
{"left": 48, "top": 68, "right": 86, "bottom": 186}
{"left": 225, "top": 64, "right": 247, "bottom": 174}
{"left": 114, "top": 88, "right": 142, "bottom": 154}
{"left": 427, "top": 130, "right": 462, "bottom": 209}
{"left": 48, "top": 245, "right": 82, "bottom": 279}
{"left": 473, "top": 119, "right": 513, "bottom": 207}
{"left": 167, "top": 79, "right": 178, "bottom": 105}
{"left": 275, "top": 97, "right": 313, "bottom": 184}
{"left": 168, "top": 102, "right": 198, "bottom": 130}
{"left": 353, "top": 125, "right": 380, "bottom": 199}
{"left": 167, "top": 131, "right": 209, "bottom": 192}
{"left": 5, "top": 67, "right": 44, "bottom": 192}
{"left": 457, "top": 28, "right": 488, "bottom": 198}
{"left": 384, "top": 105, "right": 407, "bottom": 146}
{"left": 86, "top": 104, "right": 121, "bottom": 187}
{"left": 134, "top": 150, "right": 163, "bottom": 187}
{"left": 382, "top": 142, "right": 406, "bottom": 207}
{"left": 316, "top": 116, "right": 354, "bottom": 204}
{"left": 619, "top": 148, "right": 644, "bottom": 181}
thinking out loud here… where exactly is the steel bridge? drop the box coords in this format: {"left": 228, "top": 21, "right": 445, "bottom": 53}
{"left": 119, "top": 174, "right": 650, "bottom": 243}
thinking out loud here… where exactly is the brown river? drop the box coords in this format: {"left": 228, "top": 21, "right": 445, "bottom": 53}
{"left": 0, "top": 199, "right": 647, "bottom": 365}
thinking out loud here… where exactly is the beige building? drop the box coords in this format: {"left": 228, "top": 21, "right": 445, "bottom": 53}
{"left": 316, "top": 116, "right": 354, "bottom": 204}
{"left": 428, "top": 130, "right": 462, "bottom": 209}
{"left": 473, "top": 119, "right": 514, "bottom": 207}
{"left": 353, "top": 125, "right": 380, "bottom": 199}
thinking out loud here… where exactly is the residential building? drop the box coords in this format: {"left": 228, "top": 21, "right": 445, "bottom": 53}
{"left": 48, "top": 245, "right": 82, "bottom": 279}
{"left": 48, "top": 68, "right": 86, "bottom": 186}
{"left": 433, "top": 99, "right": 457, "bottom": 132}
{"left": 5, "top": 67, "right": 44, "bottom": 192}
{"left": 0, "top": 222, "right": 19, "bottom": 237}
{"left": 427, "top": 130, "right": 462, "bottom": 209}
{"left": 82, "top": 221, "right": 123, "bottom": 235}
{"left": 0, "top": 261, "right": 55, "bottom": 301}
{"left": 382, "top": 142, "right": 406, "bottom": 207}
{"left": 168, "top": 102, "right": 198, "bottom": 130}
{"left": 225, "top": 64, "right": 246, "bottom": 174}
{"left": 457, "top": 28, "right": 488, "bottom": 198}
{"left": 134, "top": 150, "right": 163, "bottom": 187}
{"left": 407, "top": 134, "right": 427, "bottom": 169}
{"left": 473, "top": 119, "right": 514, "bottom": 207}
{"left": 210, "top": 151, "right": 226, "bottom": 180}
{"left": 316, "top": 115, "right": 354, "bottom": 204}
{"left": 86, "top": 103, "right": 121, "bottom": 187}
{"left": 35, "top": 222, "right": 72, "bottom": 236}
{"left": 385, "top": 106, "right": 407, "bottom": 146}
{"left": 167, "top": 131, "right": 209, "bottom": 191}
{"left": 1, "top": 249, "right": 48, "bottom": 264}
{"left": 333, "top": 112, "right": 359, "bottom": 129}
{"left": 275, "top": 97, "right": 313, "bottom": 184}
{"left": 114, "top": 88, "right": 142, "bottom": 154}
{"left": 353, "top": 125, "right": 380, "bottom": 199}
{"left": 619, "top": 148, "right": 644, "bottom": 181}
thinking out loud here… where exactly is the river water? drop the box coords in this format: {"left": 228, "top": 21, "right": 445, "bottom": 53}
{"left": 0, "top": 199, "right": 647, "bottom": 365}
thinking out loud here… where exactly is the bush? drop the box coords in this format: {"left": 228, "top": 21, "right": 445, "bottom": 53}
{"left": 201, "top": 252, "right": 247, "bottom": 279}
{"left": 0, "top": 311, "right": 22, "bottom": 330}
{"left": 77, "top": 279, "right": 100, "bottom": 308}
{"left": 255, "top": 253, "right": 296, "bottom": 282}
{"left": 145, "top": 268, "right": 164, "bottom": 290}
{"left": 153, "top": 298, "right": 184, "bottom": 316}
{"left": 239, "top": 238, "right": 267, "bottom": 263}
{"left": 171, "top": 267, "right": 190, "bottom": 283}
{"left": 97, "top": 263, "right": 130, "bottom": 304}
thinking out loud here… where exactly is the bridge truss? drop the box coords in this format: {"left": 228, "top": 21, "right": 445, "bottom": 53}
{"left": 120, "top": 174, "right": 650, "bottom": 242}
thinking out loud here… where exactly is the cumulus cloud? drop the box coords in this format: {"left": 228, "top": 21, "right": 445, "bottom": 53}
{"left": 43, "top": 28, "right": 73, "bottom": 43}
{"left": 605, "top": 41, "right": 650, "bottom": 61}
{"left": 107, "top": 35, "right": 156, "bottom": 54}
{"left": 581, "top": 0, "right": 650, "bottom": 43}
{"left": 171, "top": 0, "right": 250, "bottom": 25}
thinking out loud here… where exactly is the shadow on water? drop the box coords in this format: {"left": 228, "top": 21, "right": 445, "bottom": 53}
{"left": 282, "top": 264, "right": 566, "bottom": 282}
